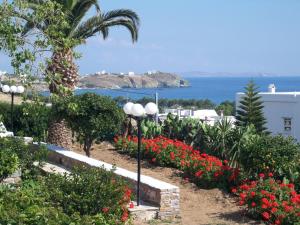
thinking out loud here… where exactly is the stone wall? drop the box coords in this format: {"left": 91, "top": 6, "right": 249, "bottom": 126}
{"left": 45, "top": 144, "right": 180, "bottom": 219}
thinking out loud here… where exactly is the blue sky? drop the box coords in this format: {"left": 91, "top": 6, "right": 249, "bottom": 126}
{"left": 1, "top": 0, "right": 300, "bottom": 75}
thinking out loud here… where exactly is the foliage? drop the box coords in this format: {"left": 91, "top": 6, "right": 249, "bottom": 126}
{"left": 0, "top": 166, "right": 132, "bottom": 224}
{"left": 0, "top": 101, "right": 50, "bottom": 142}
{"left": 236, "top": 81, "right": 267, "bottom": 133}
{"left": 66, "top": 93, "right": 125, "bottom": 156}
{"left": 114, "top": 136, "right": 238, "bottom": 189}
{"left": 215, "top": 100, "right": 235, "bottom": 116}
{"left": 196, "top": 121, "right": 258, "bottom": 168}
{"left": 162, "top": 114, "right": 201, "bottom": 145}
{"left": 0, "top": 138, "right": 47, "bottom": 180}
{"left": 140, "top": 119, "right": 162, "bottom": 139}
{"left": 0, "top": 147, "right": 19, "bottom": 181}
{"left": 44, "top": 166, "right": 132, "bottom": 222}
{"left": 239, "top": 135, "right": 300, "bottom": 183}
{"left": 0, "top": 0, "right": 75, "bottom": 78}
{"left": 235, "top": 175, "right": 300, "bottom": 225}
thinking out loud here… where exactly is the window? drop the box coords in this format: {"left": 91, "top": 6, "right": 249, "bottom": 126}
{"left": 283, "top": 118, "right": 292, "bottom": 132}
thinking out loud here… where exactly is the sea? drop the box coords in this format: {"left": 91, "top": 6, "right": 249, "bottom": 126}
{"left": 74, "top": 76, "right": 300, "bottom": 104}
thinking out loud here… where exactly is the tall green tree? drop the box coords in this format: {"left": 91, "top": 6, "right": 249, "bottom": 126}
{"left": 236, "top": 81, "right": 267, "bottom": 133}
{"left": 21, "top": 0, "right": 140, "bottom": 148}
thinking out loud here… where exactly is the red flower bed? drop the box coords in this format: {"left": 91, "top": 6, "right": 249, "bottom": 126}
{"left": 114, "top": 136, "right": 237, "bottom": 188}
{"left": 235, "top": 174, "right": 300, "bottom": 224}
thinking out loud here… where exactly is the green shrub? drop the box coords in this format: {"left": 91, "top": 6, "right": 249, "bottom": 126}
{"left": 66, "top": 93, "right": 125, "bottom": 156}
{"left": 0, "top": 138, "right": 47, "bottom": 180}
{"left": 0, "top": 180, "right": 119, "bottom": 225}
{"left": 0, "top": 147, "right": 19, "bottom": 181}
{"left": 240, "top": 135, "right": 300, "bottom": 182}
{"left": 44, "top": 166, "right": 132, "bottom": 219}
{"left": 0, "top": 101, "right": 50, "bottom": 142}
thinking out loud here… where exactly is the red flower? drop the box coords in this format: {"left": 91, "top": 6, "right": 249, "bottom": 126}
{"left": 239, "top": 193, "right": 247, "bottom": 199}
{"left": 275, "top": 220, "right": 281, "bottom": 225}
{"left": 121, "top": 211, "right": 129, "bottom": 222}
{"left": 262, "top": 212, "right": 270, "bottom": 220}
{"left": 102, "top": 207, "right": 109, "bottom": 213}
{"left": 231, "top": 188, "right": 237, "bottom": 193}
{"left": 195, "top": 170, "right": 204, "bottom": 177}
{"left": 250, "top": 191, "right": 256, "bottom": 197}
{"left": 259, "top": 173, "right": 265, "bottom": 179}
{"left": 151, "top": 158, "right": 156, "bottom": 163}
{"left": 268, "top": 172, "right": 273, "bottom": 177}
{"left": 251, "top": 202, "right": 256, "bottom": 207}
{"left": 170, "top": 152, "right": 175, "bottom": 160}
{"left": 271, "top": 207, "right": 277, "bottom": 213}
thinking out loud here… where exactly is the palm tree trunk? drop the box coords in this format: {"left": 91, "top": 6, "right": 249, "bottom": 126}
{"left": 47, "top": 49, "right": 78, "bottom": 149}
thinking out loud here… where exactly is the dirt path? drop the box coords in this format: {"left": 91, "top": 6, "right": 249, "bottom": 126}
{"left": 72, "top": 143, "right": 262, "bottom": 225}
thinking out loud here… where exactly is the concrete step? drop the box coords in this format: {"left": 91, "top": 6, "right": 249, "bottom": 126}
{"left": 129, "top": 201, "right": 159, "bottom": 221}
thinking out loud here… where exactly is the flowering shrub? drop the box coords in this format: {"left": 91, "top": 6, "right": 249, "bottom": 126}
{"left": 0, "top": 166, "right": 132, "bottom": 224}
{"left": 114, "top": 136, "right": 238, "bottom": 188}
{"left": 235, "top": 173, "right": 300, "bottom": 225}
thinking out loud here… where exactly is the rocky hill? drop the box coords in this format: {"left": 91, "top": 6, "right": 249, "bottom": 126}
{"left": 78, "top": 72, "right": 189, "bottom": 89}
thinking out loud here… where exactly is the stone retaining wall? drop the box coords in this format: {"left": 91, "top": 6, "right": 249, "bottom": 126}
{"left": 45, "top": 144, "right": 180, "bottom": 219}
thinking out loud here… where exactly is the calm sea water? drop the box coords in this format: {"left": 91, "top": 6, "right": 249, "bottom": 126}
{"left": 74, "top": 76, "right": 300, "bottom": 104}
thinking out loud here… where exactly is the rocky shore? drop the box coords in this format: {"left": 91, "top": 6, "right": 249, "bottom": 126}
{"left": 78, "top": 72, "right": 189, "bottom": 89}
{"left": 1, "top": 71, "right": 189, "bottom": 92}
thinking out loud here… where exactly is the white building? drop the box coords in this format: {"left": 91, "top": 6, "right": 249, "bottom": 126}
{"left": 128, "top": 72, "right": 135, "bottom": 76}
{"left": 236, "top": 84, "right": 300, "bottom": 140}
{"left": 159, "top": 108, "right": 235, "bottom": 126}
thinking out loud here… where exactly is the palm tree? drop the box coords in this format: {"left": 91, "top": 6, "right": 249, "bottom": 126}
{"left": 22, "top": 0, "right": 140, "bottom": 148}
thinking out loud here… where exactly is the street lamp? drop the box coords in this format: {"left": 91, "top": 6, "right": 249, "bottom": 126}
{"left": 123, "top": 102, "right": 158, "bottom": 206}
{"left": 2, "top": 85, "right": 25, "bottom": 133}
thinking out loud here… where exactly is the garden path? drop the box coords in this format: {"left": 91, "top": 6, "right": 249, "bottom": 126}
{"left": 72, "top": 142, "right": 262, "bottom": 225}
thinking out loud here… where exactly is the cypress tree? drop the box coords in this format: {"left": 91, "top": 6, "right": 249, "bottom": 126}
{"left": 236, "top": 81, "right": 267, "bottom": 133}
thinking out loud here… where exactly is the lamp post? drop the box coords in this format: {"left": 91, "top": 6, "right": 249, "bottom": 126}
{"left": 2, "top": 85, "right": 25, "bottom": 133}
{"left": 123, "top": 102, "right": 158, "bottom": 206}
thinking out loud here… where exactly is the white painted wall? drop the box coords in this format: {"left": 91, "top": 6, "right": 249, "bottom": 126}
{"left": 236, "top": 92, "right": 300, "bottom": 140}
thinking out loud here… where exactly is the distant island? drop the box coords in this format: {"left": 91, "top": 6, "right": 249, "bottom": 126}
{"left": 180, "top": 71, "right": 286, "bottom": 77}
{"left": 0, "top": 71, "right": 189, "bottom": 92}
{"left": 78, "top": 71, "right": 189, "bottom": 89}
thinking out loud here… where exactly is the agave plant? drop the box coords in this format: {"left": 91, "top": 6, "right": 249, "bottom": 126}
{"left": 141, "top": 119, "right": 162, "bottom": 139}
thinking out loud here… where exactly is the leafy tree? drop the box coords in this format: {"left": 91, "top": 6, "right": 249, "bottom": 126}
{"left": 215, "top": 100, "right": 235, "bottom": 116}
{"left": 66, "top": 93, "right": 125, "bottom": 157}
{"left": 236, "top": 81, "right": 267, "bottom": 133}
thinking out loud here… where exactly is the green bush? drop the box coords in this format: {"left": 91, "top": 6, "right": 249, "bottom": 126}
{"left": 0, "top": 101, "right": 50, "bottom": 142}
{"left": 0, "top": 180, "right": 120, "bottom": 225}
{"left": 0, "top": 147, "right": 19, "bottom": 181}
{"left": 66, "top": 93, "right": 125, "bottom": 156}
{"left": 0, "top": 138, "right": 47, "bottom": 180}
{"left": 239, "top": 135, "right": 300, "bottom": 182}
{"left": 44, "top": 166, "right": 132, "bottom": 219}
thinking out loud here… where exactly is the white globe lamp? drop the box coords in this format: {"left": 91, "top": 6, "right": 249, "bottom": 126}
{"left": 145, "top": 102, "right": 158, "bottom": 115}
{"left": 10, "top": 85, "right": 17, "bottom": 93}
{"left": 17, "top": 86, "right": 25, "bottom": 94}
{"left": 131, "top": 104, "right": 145, "bottom": 117}
{"left": 2, "top": 85, "right": 10, "bottom": 93}
{"left": 123, "top": 102, "right": 134, "bottom": 115}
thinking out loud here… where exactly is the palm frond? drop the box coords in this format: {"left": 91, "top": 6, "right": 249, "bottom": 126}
{"left": 72, "top": 10, "right": 139, "bottom": 42}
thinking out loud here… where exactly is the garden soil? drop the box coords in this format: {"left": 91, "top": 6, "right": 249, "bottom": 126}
{"left": 72, "top": 142, "right": 263, "bottom": 225}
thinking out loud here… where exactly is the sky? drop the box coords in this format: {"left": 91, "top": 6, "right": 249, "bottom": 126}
{"left": 1, "top": 0, "right": 300, "bottom": 75}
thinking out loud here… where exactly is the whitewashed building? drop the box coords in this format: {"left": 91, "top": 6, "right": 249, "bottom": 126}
{"left": 236, "top": 84, "right": 300, "bottom": 140}
{"left": 159, "top": 108, "right": 236, "bottom": 126}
